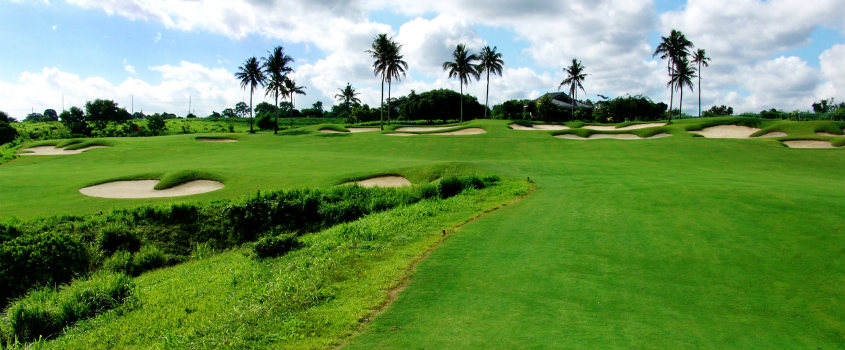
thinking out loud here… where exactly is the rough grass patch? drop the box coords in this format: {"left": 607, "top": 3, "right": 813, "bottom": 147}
{"left": 154, "top": 170, "right": 224, "bottom": 190}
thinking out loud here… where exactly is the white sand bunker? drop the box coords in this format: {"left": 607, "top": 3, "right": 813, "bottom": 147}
{"left": 385, "top": 128, "right": 487, "bottom": 136}
{"left": 196, "top": 137, "right": 237, "bottom": 142}
{"left": 80, "top": 180, "right": 224, "bottom": 198}
{"left": 555, "top": 133, "right": 671, "bottom": 140}
{"left": 582, "top": 123, "right": 665, "bottom": 131}
{"left": 20, "top": 145, "right": 108, "bottom": 155}
{"left": 510, "top": 123, "right": 570, "bottom": 131}
{"left": 319, "top": 127, "right": 380, "bottom": 133}
{"left": 757, "top": 132, "right": 787, "bottom": 138}
{"left": 347, "top": 176, "right": 411, "bottom": 188}
{"left": 394, "top": 126, "right": 454, "bottom": 132}
{"left": 781, "top": 140, "right": 839, "bottom": 149}
{"left": 694, "top": 125, "right": 765, "bottom": 138}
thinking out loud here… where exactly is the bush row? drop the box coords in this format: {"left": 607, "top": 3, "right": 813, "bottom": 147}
{"left": 0, "top": 175, "right": 499, "bottom": 309}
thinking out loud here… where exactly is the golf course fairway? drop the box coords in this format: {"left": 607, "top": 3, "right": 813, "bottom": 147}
{"left": 0, "top": 119, "right": 843, "bottom": 349}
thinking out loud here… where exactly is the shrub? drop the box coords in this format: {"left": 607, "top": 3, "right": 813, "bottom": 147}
{"left": 438, "top": 176, "right": 465, "bottom": 198}
{"left": 256, "top": 113, "right": 276, "bottom": 130}
{"left": 3, "top": 273, "right": 136, "bottom": 343}
{"left": 103, "top": 246, "right": 170, "bottom": 277}
{"left": 0, "top": 223, "right": 19, "bottom": 243}
{"left": 0, "top": 232, "right": 89, "bottom": 306}
{"left": 97, "top": 224, "right": 141, "bottom": 255}
{"left": 254, "top": 233, "right": 299, "bottom": 259}
{"left": 0, "top": 121, "right": 19, "bottom": 145}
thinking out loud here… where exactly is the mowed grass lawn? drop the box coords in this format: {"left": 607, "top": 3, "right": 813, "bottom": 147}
{"left": 1, "top": 119, "right": 843, "bottom": 348}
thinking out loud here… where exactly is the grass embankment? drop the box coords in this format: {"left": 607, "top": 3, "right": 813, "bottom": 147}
{"left": 0, "top": 118, "right": 843, "bottom": 348}
{"left": 20, "top": 180, "right": 529, "bottom": 349}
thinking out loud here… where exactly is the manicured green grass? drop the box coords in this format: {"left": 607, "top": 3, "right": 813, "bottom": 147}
{"left": 0, "top": 118, "right": 843, "bottom": 348}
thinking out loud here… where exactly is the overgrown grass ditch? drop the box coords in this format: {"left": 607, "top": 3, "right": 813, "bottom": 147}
{"left": 0, "top": 175, "right": 499, "bottom": 345}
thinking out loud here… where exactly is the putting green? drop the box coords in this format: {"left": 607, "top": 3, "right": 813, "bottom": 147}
{"left": 1, "top": 119, "right": 843, "bottom": 348}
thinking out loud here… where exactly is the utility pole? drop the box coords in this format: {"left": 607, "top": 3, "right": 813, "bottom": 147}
{"left": 131, "top": 95, "right": 134, "bottom": 114}
{"left": 188, "top": 96, "right": 191, "bottom": 116}
{"left": 62, "top": 93, "right": 64, "bottom": 112}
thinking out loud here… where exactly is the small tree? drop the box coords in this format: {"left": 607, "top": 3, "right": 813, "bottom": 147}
{"left": 60, "top": 106, "right": 88, "bottom": 135}
{"left": 147, "top": 114, "right": 166, "bottom": 135}
{"left": 42, "top": 109, "right": 59, "bottom": 121}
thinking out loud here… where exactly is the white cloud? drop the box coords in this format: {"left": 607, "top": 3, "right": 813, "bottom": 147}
{"left": 51, "top": 24, "right": 57, "bottom": 30}
{"left": 0, "top": 62, "right": 244, "bottom": 118}
{"left": 816, "top": 44, "right": 845, "bottom": 100}
{"left": 122, "top": 59, "right": 136, "bottom": 75}
{"left": 396, "top": 15, "right": 485, "bottom": 78}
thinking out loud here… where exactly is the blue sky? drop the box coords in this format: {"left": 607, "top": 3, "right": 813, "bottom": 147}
{"left": 1, "top": 0, "right": 842, "bottom": 118}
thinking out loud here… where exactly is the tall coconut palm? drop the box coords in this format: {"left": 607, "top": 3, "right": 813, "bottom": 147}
{"left": 334, "top": 83, "right": 361, "bottom": 109}
{"left": 442, "top": 44, "right": 480, "bottom": 123}
{"left": 284, "top": 77, "right": 306, "bottom": 128}
{"left": 654, "top": 29, "right": 693, "bottom": 119}
{"left": 235, "top": 56, "right": 266, "bottom": 133}
{"left": 669, "top": 57, "right": 696, "bottom": 121}
{"left": 559, "top": 58, "right": 588, "bottom": 119}
{"left": 384, "top": 39, "right": 407, "bottom": 126}
{"left": 477, "top": 46, "right": 504, "bottom": 119}
{"left": 692, "top": 48, "right": 711, "bottom": 118}
{"left": 366, "top": 33, "right": 392, "bottom": 129}
{"left": 262, "top": 46, "right": 294, "bottom": 133}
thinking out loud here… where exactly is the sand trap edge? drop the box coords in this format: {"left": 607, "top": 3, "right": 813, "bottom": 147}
{"left": 196, "top": 137, "right": 238, "bottom": 142}
{"left": 341, "top": 175, "right": 412, "bottom": 188}
{"left": 19, "top": 145, "right": 110, "bottom": 155}
{"left": 781, "top": 140, "right": 840, "bottom": 149}
{"left": 80, "top": 179, "right": 225, "bottom": 198}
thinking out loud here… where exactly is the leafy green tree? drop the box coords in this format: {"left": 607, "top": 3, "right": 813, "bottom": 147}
{"left": 23, "top": 113, "right": 43, "bottom": 122}
{"left": 335, "top": 83, "right": 361, "bottom": 109}
{"left": 704, "top": 105, "right": 733, "bottom": 116}
{"left": 367, "top": 33, "right": 393, "bottom": 129}
{"left": 560, "top": 58, "right": 588, "bottom": 119}
{"left": 234, "top": 102, "right": 250, "bottom": 118}
{"left": 235, "top": 56, "right": 267, "bottom": 133}
{"left": 262, "top": 46, "right": 294, "bottom": 134}
{"left": 535, "top": 95, "right": 557, "bottom": 121}
{"left": 692, "top": 48, "right": 711, "bottom": 118}
{"left": 222, "top": 108, "right": 237, "bottom": 118}
{"left": 147, "top": 113, "right": 166, "bottom": 135}
{"left": 0, "top": 119, "right": 16, "bottom": 144}
{"left": 85, "top": 99, "right": 128, "bottom": 132}
{"left": 284, "top": 77, "right": 306, "bottom": 128}
{"left": 0, "top": 111, "right": 10, "bottom": 123}
{"left": 669, "top": 57, "right": 696, "bottom": 119}
{"left": 59, "top": 106, "right": 88, "bottom": 135}
{"left": 442, "top": 44, "right": 480, "bottom": 122}
{"left": 477, "top": 46, "right": 504, "bottom": 118}
{"left": 42, "top": 109, "right": 58, "bottom": 121}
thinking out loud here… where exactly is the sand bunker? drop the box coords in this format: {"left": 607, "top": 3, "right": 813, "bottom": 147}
{"left": 319, "top": 127, "right": 380, "bottom": 133}
{"left": 196, "top": 137, "right": 237, "bottom": 142}
{"left": 757, "top": 132, "right": 787, "bottom": 138}
{"left": 781, "top": 140, "right": 838, "bottom": 149}
{"left": 582, "top": 123, "right": 665, "bottom": 131}
{"left": 79, "top": 180, "right": 224, "bottom": 198}
{"left": 394, "top": 126, "right": 454, "bottom": 132}
{"left": 347, "top": 176, "right": 411, "bottom": 188}
{"left": 694, "top": 125, "right": 762, "bottom": 138}
{"left": 20, "top": 145, "right": 108, "bottom": 155}
{"left": 555, "top": 133, "right": 671, "bottom": 140}
{"left": 384, "top": 128, "right": 487, "bottom": 136}
{"left": 510, "top": 123, "right": 570, "bottom": 131}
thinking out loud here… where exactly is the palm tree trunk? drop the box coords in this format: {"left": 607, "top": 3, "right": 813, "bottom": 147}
{"left": 387, "top": 79, "right": 391, "bottom": 126}
{"left": 290, "top": 95, "right": 294, "bottom": 128}
{"left": 697, "top": 62, "right": 702, "bottom": 118}
{"left": 668, "top": 60, "right": 673, "bottom": 122}
{"left": 249, "top": 87, "right": 254, "bottom": 133}
{"left": 571, "top": 87, "right": 575, "bottom": 121}
{"left": 459, "top": 82, "right": 464, "bottom": 123}
{"left": 380, "top": 75, "right": 385, "bottom": 130}
{"left": 484, "top": 69, "right": 490, "bottom": 118}
{"left": 679, "top": 87, "right": 683, "bottom": 119}
{"left": 274, "top": 91, "right": 279, "bottom": 134}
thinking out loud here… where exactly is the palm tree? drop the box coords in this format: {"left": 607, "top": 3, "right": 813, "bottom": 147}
{"left": 235, "top": 56, "right": 266, "bottom": 133}
{"left": 262, "top": 46, "right": 294, "bottom": 133}
{"left": 284, "top": 77, "right": 306, "bottom": 128}
{"left": 384, "top": 39, "right": 408, "bottom": 126}
{"left": 334, "top": 83, "right": 361, "bottom": 109}
{"left": 442, "top": 44, "right": 480, "bottom": 123}
{"left": 692, "top": 48, "right": 711, "bottom": 118}
{"left": 366, "top": 34, "right": 392, "bottom": 129}
{"left": 669, "top": 57, "right": 696, "bottom": 121}
{"left": 559, "top": 58, "right": 588, "bottom": 119}
{"left": 477, "top": 46, "right": 504, "bottom": 118}
{"left": 654, "top": 29, "right": 693, "bottom": 119}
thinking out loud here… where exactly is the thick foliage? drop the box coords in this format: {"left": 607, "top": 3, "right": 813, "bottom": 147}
{"left": 0, "top": 232, "right": 89, "bottom": 307}
{"left": 0, "top": 121, "right": 18, "bottom": 145}
{"left": 2, "top": 273, "right": 136, "bottom": 343}
{"left": 253, "top": 232, "right": 299, "bottom": 259}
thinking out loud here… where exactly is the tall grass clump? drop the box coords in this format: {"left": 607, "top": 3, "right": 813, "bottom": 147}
{"left": 1, "top": 273, "right": 136, "bottom": 343}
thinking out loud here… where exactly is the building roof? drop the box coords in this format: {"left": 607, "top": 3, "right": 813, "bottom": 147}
{"left": 535, "top": 91, "right": 592, "bottom": 109}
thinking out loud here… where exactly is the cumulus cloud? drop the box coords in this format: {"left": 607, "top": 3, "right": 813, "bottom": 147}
{"left": 0, "top": 62, "right": 244, "bottom": 118}
{"left": 816, "top": 44, "right": 845, "bottom": 100}
{"left": 396, "top": 15, "right": 485, "bottom": 77}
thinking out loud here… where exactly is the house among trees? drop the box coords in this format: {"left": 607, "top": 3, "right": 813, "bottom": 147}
{"left": 534, "top": 92, "right": 592, "bottom": 109}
